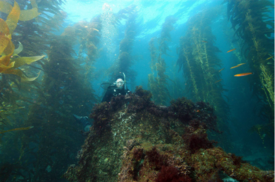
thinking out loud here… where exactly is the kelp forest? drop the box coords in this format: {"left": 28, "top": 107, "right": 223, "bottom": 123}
{"left": 227, "top": 0, "right": 274, "bottom": 142}
{"left": 0, "top": 0, "right": 273, "bottom": 182}
{"left": 176, "top": 8, "right": 231, "bottom": 149}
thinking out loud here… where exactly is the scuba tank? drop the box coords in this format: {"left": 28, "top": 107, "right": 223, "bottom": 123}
{"left": 123, "top": 72, "right": 127, "bottom": 90}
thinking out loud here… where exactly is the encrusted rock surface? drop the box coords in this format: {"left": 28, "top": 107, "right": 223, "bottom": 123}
{"left": 64, "top": 87, "right": 274, "bottom": 182}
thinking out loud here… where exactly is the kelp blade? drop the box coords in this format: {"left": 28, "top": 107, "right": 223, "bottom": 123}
{"left": 0, "top": 1, "right": 12, "bottom": 14}
{"left": 12, "top": 55, "right": 45, "bottom": 68}
{"left": 3, "top": 39, "right": 15, "bottom": 55}
{"left": 13, "top": 42, "right": 23, "bottom": 56}
{"left": 0, "top": 18, "right": 10, "bottom": 34}
{"left": 3, "top": 69, "right": 41, "bottom": 81}
{"left": 30, "top": 0, "right": 38, "bottom": 8}
{"left": 0, "top": 60, "right": 15, "bottom": 72}
{"left": 5, "top": 1, "right": 20, "bottom": 34}
{"left": 0, "top": 33, "right": 10, "bottom": 55}
{"left": 0, "top": 53, "right": 13, "bottom": 66}
{"left": 0, "top": 1, "right": 40, "bottom": 21}
{"left": 19, "top": 8, "right": 41, "bottom": 21}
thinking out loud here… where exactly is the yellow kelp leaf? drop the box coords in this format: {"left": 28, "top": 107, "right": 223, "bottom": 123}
{"left": 12, "top": 55, "right": 45, "bottom": 68}
{"left": 19, "top": 8, "right": 41, "bottom": 21}
{"left": 0, "top": 61, "right": 15, "bottom": 73}
{"left": 0, "top": 1, "right": 12, "bottom": 14}
{"left": 3, "top": 40, "right": 14, "bottom": 55}
{"left": 3, "top": 69, "right": 41, "bottom": 81}
{"left": 0, "top": 1, "right": 40, "bottom": 22}
{"left": 0, "top": 33, "right": 10, "bottom": 55}
{"left": 0, "top": 18, "right": 10, "bottom": 34}
{"left": 5, "top": 1, "right": 20, "bottom": 34}
{"left": 13, "top": 42, "right": 23, "bottom": 56}
{"left": 0, "top": 126, "right": 34, "bottom": 134}
{"left": 0, "top": 53, "right": 12, "bottom": 66}
{"left": 30, "top": 0, "right": 38, "bottom": 8}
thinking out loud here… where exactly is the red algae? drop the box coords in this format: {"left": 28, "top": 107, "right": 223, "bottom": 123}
{"left": 156, "top": 166, "right": 192, "bottom": 182}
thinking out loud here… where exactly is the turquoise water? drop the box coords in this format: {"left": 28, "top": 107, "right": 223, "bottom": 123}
{"left": 0, "top": 0, "right": 273, "bottom": 181}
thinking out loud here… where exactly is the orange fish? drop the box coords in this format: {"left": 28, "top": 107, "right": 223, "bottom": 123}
{"left": 0, "top": 126, "right": 34, "bottom": 134}
{"left": 202, "top": 40, "right": 207, "bottom": 43}
{"left": 230, "top": 63, "right": 245, "bottom": 69}
{"left": 266, "top": 56, "right": 273, "bottom": 60}
{"left": 218, "top": 68, "right": 224, "bottom": 72}
{"left": 227, "top": 48, "right": 236, "bottom": 53}
{"left": 234, "top": 72, "right": 253, "bottom": 77}
{"left": 215, "top": 79, "right": 222, "bottom": 83}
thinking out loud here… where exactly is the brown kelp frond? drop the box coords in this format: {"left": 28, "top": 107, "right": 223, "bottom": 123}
{"left": 148, "top": 16, "right": 176, "bottom": 105}
{"left": 109, "top": 9, "right": 137, "bottom": 92}
{"left": 111, "top": 5, "right": 137, "bottom": 26}
{"left": 0, "top": 1, "right": 44, "bottom": 81}
{"left": 62, "top": 16, "right": 102, "bottom": 83}
{"left": 176, "top": 7, "right": 230, "bottom": 149}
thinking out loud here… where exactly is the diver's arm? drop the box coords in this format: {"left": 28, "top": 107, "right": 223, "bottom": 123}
{"left": 125, "top": 88, "right": 131, "bottom": 94}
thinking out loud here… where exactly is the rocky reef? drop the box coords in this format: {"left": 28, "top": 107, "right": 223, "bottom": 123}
{"left": 64, "top": 86, "right": 274, "bottom": 182}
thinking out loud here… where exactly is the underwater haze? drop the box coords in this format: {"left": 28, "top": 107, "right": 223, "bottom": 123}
{"left": 0, "top": 0, "right": 274, "bottom": 181}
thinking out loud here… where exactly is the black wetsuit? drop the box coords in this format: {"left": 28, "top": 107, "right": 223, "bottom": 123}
{"left": 102, "top": 85, "right": 130, "bottom": 103}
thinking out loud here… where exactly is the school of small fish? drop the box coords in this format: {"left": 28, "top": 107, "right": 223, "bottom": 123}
{"left": 214, "top": 48, "right": 272, "bottom": 84}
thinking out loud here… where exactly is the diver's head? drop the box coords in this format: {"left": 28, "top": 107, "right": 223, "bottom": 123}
{"left": 114, "top": 72, "right": 126, "bottom": 89}
{"left": 115, "top": 78, "right": 124, "bottom": 89}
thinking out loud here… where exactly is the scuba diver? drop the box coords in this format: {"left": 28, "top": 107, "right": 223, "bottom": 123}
{"left": 73, "top": 72, "right": 130, "bottom": 131}
{"left": 101, "top": 72, "right": 131, "bottom": 103}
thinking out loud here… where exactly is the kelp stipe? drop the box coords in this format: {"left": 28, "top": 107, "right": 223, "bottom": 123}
{"left": 176, "top": 8, "right": 230, "bottom": 150}
{"left": 148, "top": 16, "right": 177, "bottom": 105}
{"left": 62, "top": 15, "right": 102, "bottom": 84}
{"left": 109, "top": 6, "right": 137, "bottom": 90}
{"left": 18, "top": 35, "right": 98, "bottom": 181}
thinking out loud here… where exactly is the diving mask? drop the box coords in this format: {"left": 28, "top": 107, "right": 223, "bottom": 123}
{"left": 115, "top": 78, "right": 124, "bottom": 88}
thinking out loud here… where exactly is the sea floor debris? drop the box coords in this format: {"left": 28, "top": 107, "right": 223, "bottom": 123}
{"left": 64, "top": 87, "right": 274, "bottom": 182}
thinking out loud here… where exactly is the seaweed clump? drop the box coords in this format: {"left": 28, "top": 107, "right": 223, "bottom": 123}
{"left": 182, "top": 119, "right": 216, "bottom": 154}
{"left": 156, "top": 166, "right": 192, "bottom": 182}
{"left": 127, "top": 86, "right": 153, "bottom": 112}
{"left": 170, "top": 97, "right": 195, "bottom": 122}
{"left": 146, "top": 147, "right": 168, "bottom": 170}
